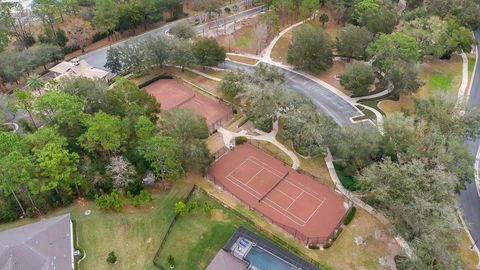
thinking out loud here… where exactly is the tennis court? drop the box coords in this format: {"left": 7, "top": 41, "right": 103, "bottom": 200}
{"left": 145, "top": 79, "right": 232, "bottom": 131}
{"left": 207, "top": 144, "right": 348, "bottom": 244}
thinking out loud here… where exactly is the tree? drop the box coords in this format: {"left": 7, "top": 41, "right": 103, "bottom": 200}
{"left": 287, "top": 24, "right": 333, "bottom": 72}
{"left": 366, "top": 32, "right": 421, "bottom": 69}
{"left": 32, "top": 0, "right": 60, "bottom": 37}
{"left": 340, "top": 61, "right": 375, "bottom": 96}
{"left": 117, "top": 1, "right": 143, "bottom": 33}
{"left": 117, "top": 41, "right": 148, "bottom": 73}
{"left": 261, "top": 10, "right": 281, "bottom": 38}
{"left": 93, "top": 0, "right": 120, "bottom": 37}
{"left": 78, "top": 112, "right": 129, "bottom": 157}
{"left": 13, "top": 89, "right": 37, "bottom": 129}
{"left": 300, "top": 0, "right": 318, "bottom": 20}
{"left": 319, "top": 13, "right": 329, "bottom": 27}
{"left": 199, "top": 0, "right": 223, "bottom": 17}
{"left": 160, "top": 109, "right": 209, "bottom": 140}
{"left": 29, "top": 43, "right": 64, "bottom": 70}
{"left": 404, "top": 16, "right": 474, "bottom": 59}
{"left": 169, "top": 38, "right": 194, "bottom": 71}
{"left": 66, "top": 19, "right": 91, "bottom": 53}
{"left": 106, "top": 251, "right": 117, "bottom": 264}
{"left": 27, "top": 127, "right": 68, "bottom": 152}
{"left": 192, "top": 37, "right": 226, "bottom": 69}
{"left": 105, "top": 47, "right": 123, "bottom": 73}
{"left": 359, "top": 159, "right": 462, "bottom": 269}
{"left": 0, "top": 29, "right": 8, "bottom": 53}
{"left": 350, "top": 0, "right": 379, "bottom": 24}
{"left": 137, "top": 136, "right": 184, "bottom": 181}
{"left": 336, "top": 25, "right": 373, "bottom": 59}
{"left": 107, "top": 78, "right": 160, "bottom": 121}
{"left": 386, "top": 62, "right": 420, "bottom": 96}
{"left": 34, "top": 90, "right": 85, "bottom": 127}
{"left": 170, "top": 23, "right": 196, "bottom": 39}
{"left": 26, "top": 75, "right": 45, "bottom": 95}
{"left": 219, "top": 71, "right": 247, "bottom": 99}
{"left": 359, "top": 6, "right": 397, "bottom": 34}
{"left": 247, "top": 95, "right": 278, "bottom": 132}
{"left": 35, "top": 142, "right": 80, "bottom": 194}
{"left": 143, "top": 37, "right": 171, "bottom": 68}
{"left": 106, "top": 156, "right": 137, "bottom": 192}
{"left": 59, "top": 76, "right": 109, "bottom": 114}
{"left": 0, "top": 2, "right": 34, "bottom": 48}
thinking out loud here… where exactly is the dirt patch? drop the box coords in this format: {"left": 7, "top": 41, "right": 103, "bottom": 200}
{"left": 210, "top": 209, "right": 229, "bottom": 222}
{"left": 217, "top": 15, "right": 271, "bottom": 55}
{"left": 227, "top": 54, "right": 259, "bottom": 65}
{"left": 314, "top": 60, "right": 350, "bottom": 96}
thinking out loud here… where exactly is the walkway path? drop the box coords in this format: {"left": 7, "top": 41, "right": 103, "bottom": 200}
{"left": 217, "top": 121, "right": 300, "bottom": 169}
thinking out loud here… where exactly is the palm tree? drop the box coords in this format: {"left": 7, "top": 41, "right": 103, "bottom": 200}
{"left": 26, "top": 75, "right": 45, "bottom": 95}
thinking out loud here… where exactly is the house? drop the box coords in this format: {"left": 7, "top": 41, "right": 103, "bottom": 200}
{"left": 47, "top": 58, "right": 113, "bottom": 81}
{"left": 0, "top": 213, "right": 75, "bottom": 270}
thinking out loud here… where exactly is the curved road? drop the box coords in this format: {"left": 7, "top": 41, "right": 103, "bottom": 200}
{"left": 80, "top": 5, "right": 362, "bottom": 126}
{"left": 460, "top": 29, "right": 480, "bottom": 253}
{"left": 223, "top": 60, "right": 362, "bottom": 125}
{"left": 79, "top": 6, "right": 264, "bottom": 69}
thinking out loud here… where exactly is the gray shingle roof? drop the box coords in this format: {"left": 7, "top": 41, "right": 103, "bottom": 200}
{"left": 0, "top": 214, "right": 73, "bottom": 270}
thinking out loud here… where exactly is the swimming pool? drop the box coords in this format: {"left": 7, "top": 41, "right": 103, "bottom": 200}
{"left": 245, "top": 246, "right": 296, "bottom": 270}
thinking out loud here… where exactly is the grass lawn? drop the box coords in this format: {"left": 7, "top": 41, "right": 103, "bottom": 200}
{"left": 458, "top": 230, "right": 479, "bottom": 268}
{"left": 378, "top": 54, "right": 463, "bottom": 114}
{"left": 153, "top": 188, "right": 262, "bottom": 270}
{"left": 0, "top": 182, "right": 193, "bottom": 270}
{"left": 253, "top": 140, "right": 293, "bottom": 165}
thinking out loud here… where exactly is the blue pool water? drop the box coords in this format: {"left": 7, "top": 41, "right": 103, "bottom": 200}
{"left": 245, "top": 246, "right": 295, "bottom": 270}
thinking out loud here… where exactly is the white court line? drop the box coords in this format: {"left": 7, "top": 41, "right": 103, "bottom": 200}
{"left": 285, "top": 180, "right": 325, "bottom": 202}
{"left": 262, "top": 198, "right": 306, "bottom": 226}
{"left": 276, "top": 188, "right": 297, "bottom": 201}
{"left": 303, "top": 198, "right": 325, "bottom": 225}
{"left": 246, "top": 168, "right": 264, "bottom": 185}
{"left": 225, "top": 175, "right": 262, "bottom": 199}
{"left": 286, "top": 190, "right": 303, "bottom": 210}
{"left": 226, "top": 157, "right": 263, "bottom": 182}
{"left": 247, "top": 156, "right": 285, "bottom": 177}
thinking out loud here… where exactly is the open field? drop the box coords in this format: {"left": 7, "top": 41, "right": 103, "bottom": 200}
{"left": 378, "top": 54, "right": 463, "bottom": 114}
{"left": 153, "top": 188, "right": 259, "bottom": 269}
{"left": 0, "top": 182, "right": 193, "bottom": 270}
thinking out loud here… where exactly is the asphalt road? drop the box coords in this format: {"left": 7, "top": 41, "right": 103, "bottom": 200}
{"left": 222, "top": 60, "right": 362, "bottom": 125}
{"left": 460, "top": 29, "right": 480, "bottom": 247}
{"left": 79, "top": 5, "right": 264, "bottom": 70}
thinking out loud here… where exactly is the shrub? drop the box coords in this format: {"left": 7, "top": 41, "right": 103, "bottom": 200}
{"left": 235, "top": 136, "right": 248, "bottom": 145}
{"left": 92, "top": 31, "right": 108, "bottom": 42}
{"left": 95, "top": 190, "right": 124, "bottom": 212}
{"left": 323, "top": 242, "right": 332, "bottom": 249}
{"left": 167, "top": 255, "right": 175, "bottom": 268}
{"left": 166, "top": 16, "right": 178, "bottom": 23}
{"left": 106, "top": 251, "right": 117, "bottom": 264}
{"left": 62, "top": 44, "right": 80, "bottom": 54}
{"left": 308, "top": 244, "right": 320, "bottom": 249}
{"left": 343, "top": 207, "right": 356, "bottom": 225}
{"left": 175, "top": 201, "right": 188, "bottom": 216}
{"left": 203, "top": 202, "right": 213, "bottom": 215}
{"left": 128, "top": 190, "right": 153, "bottom": 208}
{"left": 187, "top": 200, "right": 198, "bottom": 213}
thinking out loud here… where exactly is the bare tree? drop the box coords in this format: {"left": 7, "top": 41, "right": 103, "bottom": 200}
{"left": 254, "top": 23, "right": 268, "bottom": 54}
{"left": 106, "top": 156, "right": 137, "bottom": 191}
{"left": 66, "top": 19, "right": 91, "bottom": 53}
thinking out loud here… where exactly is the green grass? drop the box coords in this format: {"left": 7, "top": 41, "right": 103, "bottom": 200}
{"left": 428, "top": 73, "right": 453, "bottom": 91}
{"left": 0, "top": 182, "right": 193, "bottom": 270}
{"left": 332, "top": 161, "right": 360, "bottom": 191}
{"left": 235, "top": 31, "right": 255, "bottom": 48}
{"left": 153, "top": 189, "right": 260, "bottom": 270}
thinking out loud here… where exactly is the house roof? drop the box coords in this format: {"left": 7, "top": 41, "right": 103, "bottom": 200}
{"left": 0, "top": 214, "right": 73, "bottom": 270}
{"left": 206, "top": 250, "right": 247, "bottom": 270}
{"left": 50, "top": 59, "right": 111, "bottom": 80}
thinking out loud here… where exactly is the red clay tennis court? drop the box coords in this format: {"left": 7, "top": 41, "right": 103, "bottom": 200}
{"left": 146, "top": 79, "right": 232, "bottom": 131}
{"left": 207, "top": 144, "right": 348, "bottom": 244}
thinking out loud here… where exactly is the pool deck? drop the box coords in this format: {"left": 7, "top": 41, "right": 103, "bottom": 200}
{"left": 223, "top": 227, "right": 321, "bottom": 270}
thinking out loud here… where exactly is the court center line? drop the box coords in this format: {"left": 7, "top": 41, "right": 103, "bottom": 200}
{"left": 303, "top": 196, "right": 326, "bottom": 225}
{"left": 286, "top": 190, "right": 303, "bottom": 211}
{"left": 247, "top": 156, "right": 285, "bottom": 177}
{"left": 225, "top": 175, "right": 262, "bottom": 199}
{"left": 246, "top": 168, "right": 264, "bottom": 185}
